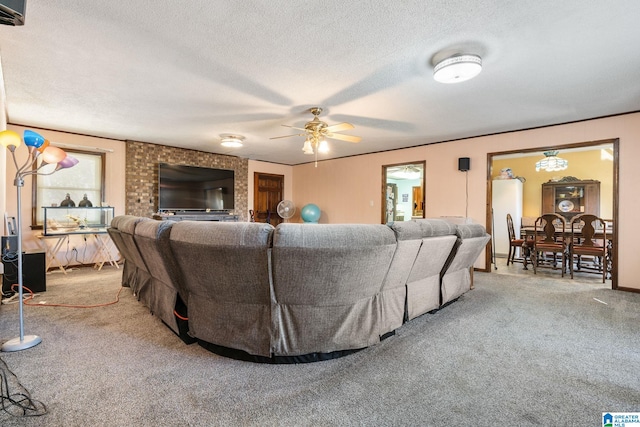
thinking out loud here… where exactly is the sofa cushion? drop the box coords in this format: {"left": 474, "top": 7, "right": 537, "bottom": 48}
{"left": 169, "top": 221, "right": 275, "bottom": 357}
{"left": 112, "top": 215, "right": 152, "bottom": 302}
{"left": 133, "top": 219, "right": 187, "bottom": 337}
{"left": 455, "top": 223, "right": 489, "bottom": 239}
{"left": 398, "top": 219, "right": 458, "bottom": 319}
{"left": 441, "top": 225, "right": 491, "bottom": 305}
{"left": 413, "top": 218, "right": 458, "bottom": 237}
{"left": 271, "top": 223, "right": 396, "bottom": 356}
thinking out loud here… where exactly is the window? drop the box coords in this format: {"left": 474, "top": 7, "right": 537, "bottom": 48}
{"left": 32, "top": 150, "right": 105, "bottom": 227}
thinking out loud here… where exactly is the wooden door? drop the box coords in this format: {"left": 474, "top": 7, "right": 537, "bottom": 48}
{"left": 253, "top": 172, "right": 284, "bottom": 225}
{"left": 412, "top": 186, "right": 424, "bottom": 217}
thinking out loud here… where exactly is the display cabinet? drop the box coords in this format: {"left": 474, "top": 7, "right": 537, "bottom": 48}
{"left": 541, "top": 180, "right": 600, "bottom": 221}
{"left": 42, "top": 206, "right": 114, "bottom": 236}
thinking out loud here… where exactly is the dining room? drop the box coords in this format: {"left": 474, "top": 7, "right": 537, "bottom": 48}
{"left": 487, "top": 139, "right": 617, "bottom": 287}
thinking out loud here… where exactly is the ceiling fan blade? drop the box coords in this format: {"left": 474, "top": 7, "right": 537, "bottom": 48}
{"left": 270, "top": 133, "right": 306, "bottom": 140}
{"left": 326, "top": 133, "right": 361, "bottom": 143}
{"left": 324, "top": 122, "right": 354, "bottom": 133}
{"left": 281, "top": 124, "right": 308, "bottom": 131}
{"left": 330, "top": 114, "right": 416, "bottom": 132}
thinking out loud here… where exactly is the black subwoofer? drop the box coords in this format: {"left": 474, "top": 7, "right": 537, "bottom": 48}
{"left": 2, "top": 252, "right": 46, "bottom": 294}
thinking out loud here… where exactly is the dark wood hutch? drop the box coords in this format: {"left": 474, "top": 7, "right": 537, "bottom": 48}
{"left": 541, "top": 179, "right": 600, "bottom": 221}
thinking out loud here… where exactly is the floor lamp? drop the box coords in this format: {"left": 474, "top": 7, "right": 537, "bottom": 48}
{"left": 0, "top": 129, "right": 78, "bottom": 352}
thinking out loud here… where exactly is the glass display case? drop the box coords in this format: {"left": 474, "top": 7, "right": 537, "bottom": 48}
{"left": 42, "top": 206, "right": 114, "bottom": 236}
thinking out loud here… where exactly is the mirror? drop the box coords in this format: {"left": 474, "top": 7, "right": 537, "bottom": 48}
{"left": 382, "top": 161, "right": 425, "bottom": 223}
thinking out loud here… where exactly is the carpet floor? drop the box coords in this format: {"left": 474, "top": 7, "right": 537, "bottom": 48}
{"left": 0, "top": 265, "right": 638, "bottom": 426}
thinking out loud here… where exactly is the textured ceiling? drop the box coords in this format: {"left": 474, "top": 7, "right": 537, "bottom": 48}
{"left": 1, "top": 1, "right": 639, "bottom": 165}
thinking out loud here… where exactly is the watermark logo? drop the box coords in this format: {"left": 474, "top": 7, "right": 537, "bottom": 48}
{"left": 603, "top": 412, "right": 640, "bottom": 427}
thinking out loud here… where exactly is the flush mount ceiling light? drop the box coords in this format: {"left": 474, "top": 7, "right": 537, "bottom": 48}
{"left": 433, "top": 54, "right": 482, "bottom": 84}
{"left": 535, "top": 150, "right": 569, "bottom": 172}
{"left": 220, "top": 134, "right": 244, "bottom": 148}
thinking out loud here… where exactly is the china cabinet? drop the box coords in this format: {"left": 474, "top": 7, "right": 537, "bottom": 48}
{"left": 541, "top": 180, "right": 600, "bottom": 220}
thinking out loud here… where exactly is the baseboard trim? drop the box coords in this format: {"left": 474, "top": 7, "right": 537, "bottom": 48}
{"left": 615, "top": 286, "right": 640, "bottom": 294}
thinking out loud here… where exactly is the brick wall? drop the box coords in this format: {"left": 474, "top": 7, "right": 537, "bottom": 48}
{"left": 125, "top": 140, "right": 248, "bottom": 220}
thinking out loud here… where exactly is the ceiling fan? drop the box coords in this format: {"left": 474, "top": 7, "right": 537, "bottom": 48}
{"left": 271, "top": 107, "right": 361, "bottom": 166}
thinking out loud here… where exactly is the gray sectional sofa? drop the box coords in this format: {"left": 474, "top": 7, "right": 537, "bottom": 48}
{"left": 108, "top": 216, "right": 490, "bottom": 363}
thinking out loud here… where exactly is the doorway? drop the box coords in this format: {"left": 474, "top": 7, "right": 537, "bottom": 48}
{"left": 486, "top": 139, "right": 619, "bottom": 289}
{"left": 253, "top": 172, "right": 284, "bottom": 225}
{"left": 382, "top": 162, "right": 425, "bottom": 224}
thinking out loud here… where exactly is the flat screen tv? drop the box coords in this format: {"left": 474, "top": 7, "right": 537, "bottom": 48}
{"left": 158, "top": 163, "right": 235, "bottom": 211}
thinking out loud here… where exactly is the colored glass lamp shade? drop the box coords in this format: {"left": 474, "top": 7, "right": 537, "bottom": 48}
{"left": 40, "top": 146, "right": 67, "bottom": 165}
{"left": 56, "top": 155, "right": 79, "bottom": 170}
{"left": 0, "top": 130, "right": 22, "bottom": 150}
{"left": 37, "top": 139, "right": 51, "bottom": 153}
{"left": 23, "top": 129, "right": 46, "bottom": 148}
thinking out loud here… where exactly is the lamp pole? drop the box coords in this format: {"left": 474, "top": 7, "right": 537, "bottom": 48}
{"left": 1, "top": 174, "right": 42, "bottom": 351}
{"left": 0, "top": 129, "right": 78, "bottom": 352}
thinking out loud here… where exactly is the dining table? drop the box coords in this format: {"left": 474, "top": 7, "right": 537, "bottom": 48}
{"left": 519, "top": 225, "right": 614, "bottom": 278}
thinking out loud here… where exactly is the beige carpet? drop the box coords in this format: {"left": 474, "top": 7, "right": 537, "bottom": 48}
{"left": 1, "top": 265, "right": 639, "bottom": 426}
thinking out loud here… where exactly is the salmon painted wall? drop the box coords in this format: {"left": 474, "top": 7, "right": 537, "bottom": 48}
{"left": 292, "top": 113, "right": 640, "bottom": 290}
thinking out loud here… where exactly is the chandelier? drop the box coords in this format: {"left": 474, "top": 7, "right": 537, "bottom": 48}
{"left": 535, "top": 150, "right": 568, "bottom": 172}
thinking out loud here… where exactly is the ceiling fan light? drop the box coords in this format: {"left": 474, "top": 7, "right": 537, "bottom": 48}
{"left": 302, "top": 139, "right": 314, "bottom": 155}
{"left": 318, "top": 139, "right": 329, "bottom": 153}
{"left": 433, "top": 54, "right": 482, "bottom": 84}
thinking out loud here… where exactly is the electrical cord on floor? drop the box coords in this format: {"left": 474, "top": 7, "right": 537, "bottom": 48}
{"left": 10, "top": 283, "right": 124, "bottom": 309}
{"left": 1, "top": 251, "right": 19, "bottom": 299}
{"left": 0, "top": 359, "right": 47, "bottom": 418}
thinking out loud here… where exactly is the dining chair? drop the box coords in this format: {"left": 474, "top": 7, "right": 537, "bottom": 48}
{"left": 532, "top": 213, "right": 568, "bottom": 276}
{"left": 506, "top": 213, "right": 525, "bottom": 266}
{"left": 569, "top": 214, "right": 607, "bottom": 282}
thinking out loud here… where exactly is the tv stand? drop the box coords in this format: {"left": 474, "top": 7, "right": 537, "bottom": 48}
{"left": 153, "top": 211, "right": 239, "bottom": 222}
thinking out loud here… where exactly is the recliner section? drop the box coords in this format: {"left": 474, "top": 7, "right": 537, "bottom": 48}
{"left": 133, "top": 219, "right": 194, "bottom": 343}
{"left": 170, "top": 221, "right": 274, "bottom": 357}
{"left": 271, "top": 223, "right": 397, "bottom": 357}
{"left": 108, "top": 216, "right": 490, "bottom": 362}
{"left": 441, "top": 223, "right": 492, "bottom": 305}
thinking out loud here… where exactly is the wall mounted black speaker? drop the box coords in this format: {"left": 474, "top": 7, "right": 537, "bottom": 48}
{"left": 458, "top": 157, "right": 470, "bottom": 172}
